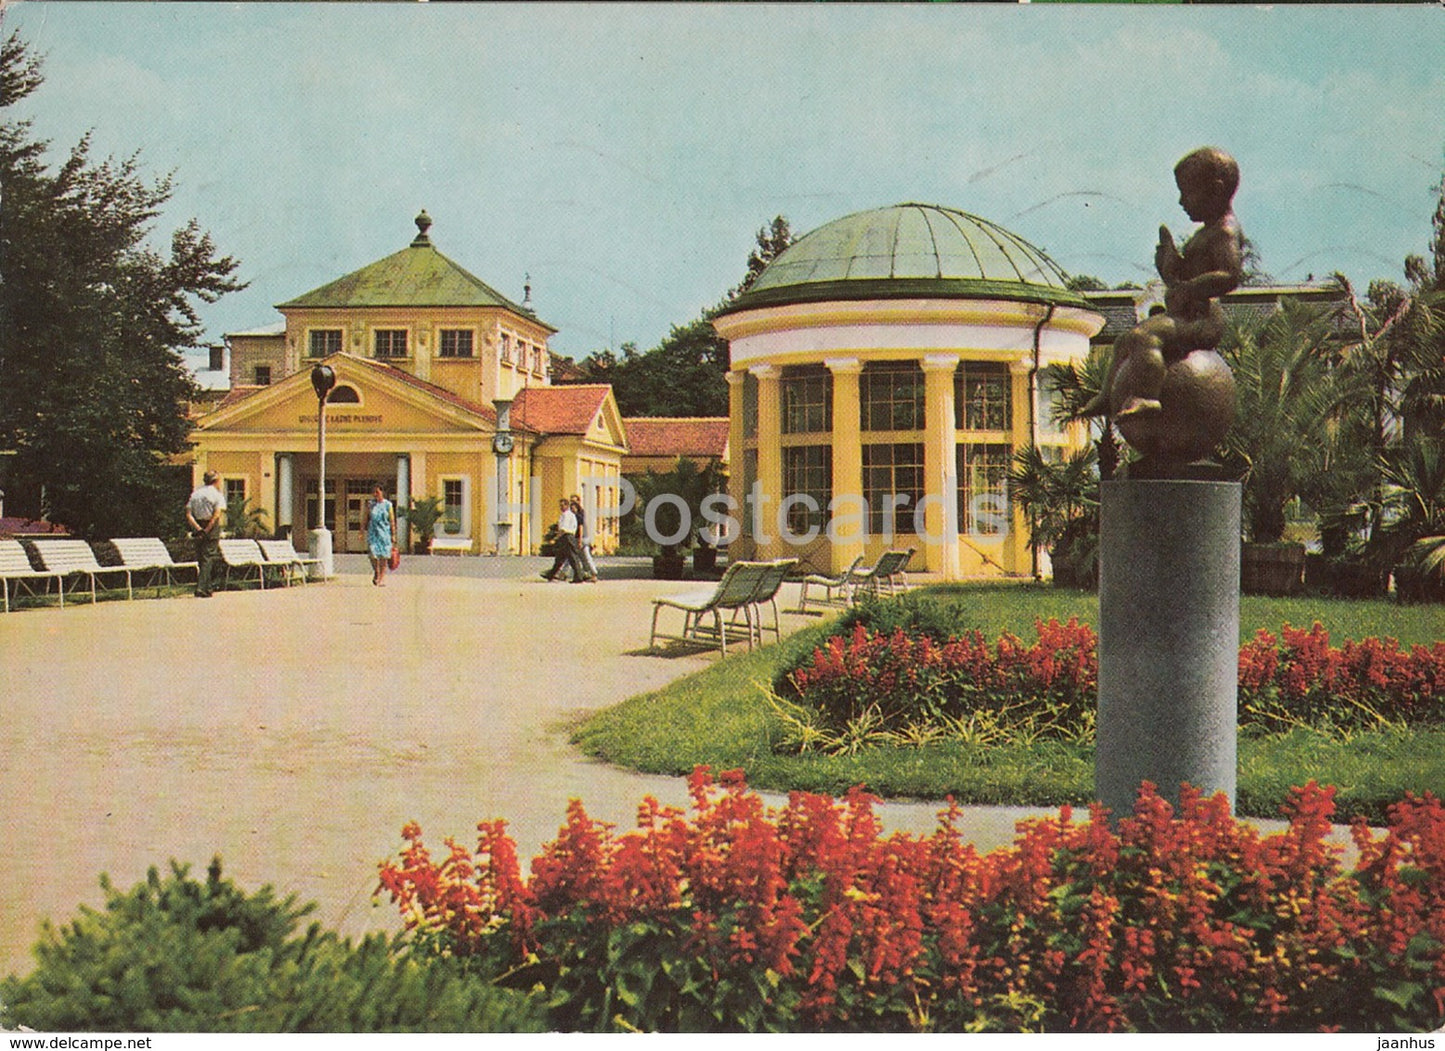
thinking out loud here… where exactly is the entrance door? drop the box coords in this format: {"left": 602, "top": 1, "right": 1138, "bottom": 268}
{"left": 340, "top": 479, "right": 379, "bottom": 553}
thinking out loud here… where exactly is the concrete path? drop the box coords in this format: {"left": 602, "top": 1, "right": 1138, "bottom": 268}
{"left": 0, "top": 556, "right": 1047, "bottom": 978}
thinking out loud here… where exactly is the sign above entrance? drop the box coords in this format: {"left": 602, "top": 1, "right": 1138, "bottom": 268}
{"left": 299, "top": 412, "right": 384, "bottom": 426}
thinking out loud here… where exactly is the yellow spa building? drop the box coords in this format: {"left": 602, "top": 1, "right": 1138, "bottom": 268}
{"left": 712, "top": 203, "right": 1105, "bottom": 580}
{"left": 192, "top": 212, "right": 627, "bottom": 555}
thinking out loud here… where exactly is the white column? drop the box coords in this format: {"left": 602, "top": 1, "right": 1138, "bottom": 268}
{"left": 276, "top": 454, "right": 294, "bottom": 540}
{"left": 395, "top": 454, "right": 411, "bottom": 550}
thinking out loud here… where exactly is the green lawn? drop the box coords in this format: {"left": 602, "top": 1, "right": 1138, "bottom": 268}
{"left": 573, "top": 584, "right": 1445, "bottom": 825}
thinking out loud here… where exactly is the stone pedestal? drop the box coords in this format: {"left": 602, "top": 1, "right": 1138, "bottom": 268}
{"left": 308, "top": 527, "right": 334, "bottom": 580}
{"left": 1096, "top": 479, "right": 1240, "bottom": 819}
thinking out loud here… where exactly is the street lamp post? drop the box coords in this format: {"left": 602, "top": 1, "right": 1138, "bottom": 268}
{"left": 310, "top": 365, "right": 337, "bottom": 579}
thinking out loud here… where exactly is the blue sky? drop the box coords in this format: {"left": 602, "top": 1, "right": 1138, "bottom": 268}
{"left": 6, "top": 2, "right": 1443, "bottom": 375}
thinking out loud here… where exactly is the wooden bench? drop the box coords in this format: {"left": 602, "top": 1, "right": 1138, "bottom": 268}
{"left": 110, "top": 538, "right": 198, "bottom": 596}
{"left": 29, "top": 539, "right": 132, "bottom": 603}
{"left": 257, "top": 539, "right": 320, "bottom": 585}
{"left": 0, "top": 538, "right": 63, "bottom": 612}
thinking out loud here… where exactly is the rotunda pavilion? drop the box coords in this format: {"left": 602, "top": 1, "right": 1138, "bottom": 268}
{"left": 712, "top": 202, "right": 1105, "bottom": 580}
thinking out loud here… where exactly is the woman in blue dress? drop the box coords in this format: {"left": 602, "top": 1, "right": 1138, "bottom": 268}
{"left": 366, "top": 484, "right": 397, "bottom": 586}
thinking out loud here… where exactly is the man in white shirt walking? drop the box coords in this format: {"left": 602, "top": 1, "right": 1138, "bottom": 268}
{"left": 540, "top": 498, "right": 585, "bottom": 583}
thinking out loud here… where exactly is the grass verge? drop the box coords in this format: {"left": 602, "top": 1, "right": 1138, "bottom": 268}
{"left": 573, "top": 584, "right": 1445, "bottom": 824}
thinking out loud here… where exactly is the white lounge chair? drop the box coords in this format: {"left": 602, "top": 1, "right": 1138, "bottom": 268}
{"left": 257, "top": 539, "right": 320, "bottom": 585}
{"left": 110, "top": 538, "right": 198, "bottom": 596}
{"left": 218, "top": 538, "right": 276, "bottom": 589}
{"left": 29, "top": 539, "right": 132, "bottom": 603}
{"left": 0, "top": 538, "right": 63, "bottom": 612}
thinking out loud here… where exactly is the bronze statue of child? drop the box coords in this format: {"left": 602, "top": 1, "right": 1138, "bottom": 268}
{"left": 1085, "top": 147, "right": 1244, "bottom": 421}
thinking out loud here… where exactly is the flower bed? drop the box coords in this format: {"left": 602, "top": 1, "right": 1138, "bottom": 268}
{"left": 772, "top": 619, "right": 1445, "bottom": 751}
{"left": 377, "top": 769, "right": 1445, "bottom": 1032}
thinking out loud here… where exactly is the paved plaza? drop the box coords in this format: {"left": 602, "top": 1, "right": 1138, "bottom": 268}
{"left": 0, "top": 555, "right": 1048, "bottom": 979}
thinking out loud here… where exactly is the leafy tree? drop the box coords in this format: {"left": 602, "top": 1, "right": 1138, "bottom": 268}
{"left": 729, "top": 214, "right": 794, "bottom": 300}
{"left": 1064, "top": 273, "right": 1108, "bottom": 292}
{"left": 0, "top": 27, "right": 244, "bottom": 539}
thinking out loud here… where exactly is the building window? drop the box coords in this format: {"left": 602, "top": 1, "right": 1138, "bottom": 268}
{"left": 329, "top": 384, "right": 360, "bottom": 404}
{"left": 374, "top": 330, "right": 408, "bottom": 359}
{"left": 862, "top": 442, "right": 923, "bottom": 535}
{"left": 439, "top": 329, "right": 474, "bottom": 358}
{"left": 861, "top": 361, "right": 924, "bottom": 432}
{"left": 782, "top": 445, "right": 832, "bottom": 537}
{"left": 956, "top": 363, "right": 1012, "bottom": 431}
{"left": 439, "top": 477, "right": 469, "bottom": 537}
{"left": 304, "top": 479, "right": 336, "bottom": 531}
{"left": 224, "top": 478, "right": 247, "bottom": 507}
{"left": 958, "top": 443, "right": 1012, "bottom": 537}
{"left": 500, "top": 334, "right": 512, "bottom": 364}
{"left": 209, "top": 346, "right": 225, "bottom": 371}
{"left": 742, "top": 372, "right": 759, "bottom": 439}
{"left": 253, "top": 365, "right": 271, "bottom": 386}
{"left": 782, "top": 365, "right": 832, "bottom": 435}
{"left": 741, "top": 448, "right": 758, "bottom": 539}
{"left": 308, "top": 329, "right": 342, "bottom": 358}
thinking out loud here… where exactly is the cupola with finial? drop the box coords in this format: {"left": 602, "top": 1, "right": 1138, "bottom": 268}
{"left": 411, "top": 209, "right": 433, "bottom": 247}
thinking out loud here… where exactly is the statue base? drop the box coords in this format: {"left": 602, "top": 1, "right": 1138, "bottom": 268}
{"left": 1096, "top": 479, "right": 1240, "bottom": 820}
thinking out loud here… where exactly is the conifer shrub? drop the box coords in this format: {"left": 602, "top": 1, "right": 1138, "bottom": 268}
{"left": 0, "top": 859, "right": 546, "bottom": 1033}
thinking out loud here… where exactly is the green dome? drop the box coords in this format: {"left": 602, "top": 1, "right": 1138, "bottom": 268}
{"left": 723, "top": 203, "right": 1086, "bottom": 314}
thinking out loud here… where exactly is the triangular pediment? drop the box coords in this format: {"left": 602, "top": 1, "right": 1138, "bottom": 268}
{"left": 195, "top": 355, "right": 494, "bottom": 436}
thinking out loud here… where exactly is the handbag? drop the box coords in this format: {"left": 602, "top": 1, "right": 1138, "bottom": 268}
{"left": 389, "top": 544, "right": 400, "bottom": 571}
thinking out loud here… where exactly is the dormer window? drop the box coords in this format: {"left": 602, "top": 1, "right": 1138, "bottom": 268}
{"left": 254, "top": 365, "right": 272, "bottom": 386}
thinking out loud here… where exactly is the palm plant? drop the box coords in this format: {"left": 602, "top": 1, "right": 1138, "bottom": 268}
{"left": 399, "top": 496, "right": 444, "bottom": 554}
{"left": 1221, "top": 300, "right": 1357, "bottom": 543}
{"left": 224, "top": 495, "right": 270, "bottom": 538}
{"left": 1043, "top": 350, "right": 1120, "bottom": 480}
{"left": 1373, "top": 436, "right": 1445, "bottom": 599}
{"left": 1008, "top": 444, "right": 1099, "bottom": 586}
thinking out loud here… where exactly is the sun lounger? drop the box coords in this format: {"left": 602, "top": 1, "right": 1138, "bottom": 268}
{"left": 257, "top": 539, "right": 320, "bottom": 585}
{"left": 110, "top": 538, "right": 198, "bottom": 596}
{"left": 649, "top": 560, "right": 770, "bottom": 656}
{"left": 853, "top": 548, "right": 915, "bottom": 598}
{"left": 0, "top": 538, "right": 63, "bottom": 612}
{"left": 28, "top": 539, "right": 133, "bottom": 603}
{"left": 798, "top": 555, "right": 865, "bottom": 614}
{"left": 745, "top": 558, "right": 797, "bottom": 645}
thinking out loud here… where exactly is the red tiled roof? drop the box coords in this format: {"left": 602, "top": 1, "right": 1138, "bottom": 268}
{"left": 212, "top": 385, "right": 265, "bottom": 412}
{"left": 623, "top": 417, "right": 729, "bottom": 459}
{"left": 512, "top": 384, "right": 611, "bottom": 435}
